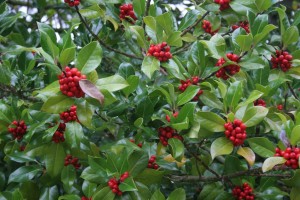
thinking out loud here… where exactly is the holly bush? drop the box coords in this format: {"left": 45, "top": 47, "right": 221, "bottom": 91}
{"left": 1, "top": 0, "right": 300, "bottom": 200}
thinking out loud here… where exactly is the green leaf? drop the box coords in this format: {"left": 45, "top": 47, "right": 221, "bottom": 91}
{"left": 236, "top": 34, "right": 253, "bottom": 51}
{"left": 96, "top": 74, "right": 128, "bottom": 92}
{"left": 135, "top": 168, "right": 164, "bottom": 186}
{"left": 253, "top": 24, "right": 277, "bottom": 45}
{"left": 119, "top": 177, "right": 138, "bottom": 192}
{"left": 8, "top": 165, "right": 42, "bottom": 183}
{"left": 166, "top": 31, "right": 183, "bottom": 47}
{"left": 61, "top": 165, "right": 76, "bottom": 192}
{"left": 291, "top": 125, "right": 300, "bottom": 146}
{"left": 45, "top": 143, "right": 66, "bottom": 178}
{"left": 65, "top": 122, "right": 84, "bottom": 148}
{"left": 144, "top": 16, "right": 162, "bottom": 43}
{"left": 156, "top": 12, "right": 174, "bottom": 35}
{"left": 133, "top": 0, "right": 146, "bottom": 16}
{"left": 123, "top": 75, "right": 139, "bottom": 97}
{"left": 224, "top": 81, "right": 243, "bottom": 111}
{"left": 211, "top": 137, "right": 234, "bottom": 160}
{"left": 77, "top": 100, "right": 95, "bottom": 129}
{"left": 128, "top": 150, "right": 148, "bottom": 177}
{"left": 168, "top": 138, "right": 184, "bottom": 161}
{"left": 199, "top": 91, "right": 223, "bottom": 110}
{"left": 92, "top": 186, "right": 115, "bottom": 200}
{"left": 282, "top": 26, "right": 299, "bottom": 48}
{"left": 58, "top": 195, "right": 81, "bottom": 200}
{"left": 197, "top": 111, "right": 226, "bottom": 132}
{"left": 176, "top": 85, "right": 199, "bottom": 106}
{"left": 141, "top": 56, "right": 160, "bottom": 79}
{"left": 247, "top": 137, "right": 275, "bottom": 158}
{"left": 40, "top": 186, "right": 59, "bottom": 200}
{"left": 37, "top": 22, "right": 59, "bottom": 60}
{"left": 242, "top": 106, "right": 268, "bottom": 127}
{"left": 167, "top": 188, "right": 186, "bottom": 200}
{"left": 150, "top": 189, "right": 165, "bottom": 200}
{"left": 130, "top": 26, "right": 147, "bottom": 49}
{"left": 237, "top": 147, "right": 255, "bottom": 166}
{"left": 76, "top": 41, "right": 102, "bottom": 74}
{"left": 79, "top": 4, "right": 105, "bottom": 19}
{"left": 178, "top": 10, "right": 200, "bottom": 31}
{"left": 262, "top": 157, "right": 286, "bottom": 172}
{"left": 41, "top": 94, "right": 75, "bottom": 114}
{"left": 283, "top": 170, "right": 300, "bottom": 187}
{"left": 59, "top": 47, "right": 76, "bottom": 67}
{"left": 201, "top": 34, "right": 226, "bottom": 59}
{"left": 291, "top": 187, "right": 300, "bottom": 200}
{"left": 238, "top": 90, "right": 264, "bottom": 107}
{"left": 254, "top": 0, "right": 272, "bottom": 12}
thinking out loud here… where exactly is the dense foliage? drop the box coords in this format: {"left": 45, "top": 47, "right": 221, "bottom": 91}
{"left": 1, "top": 0, "right": 300, "bottom": 199}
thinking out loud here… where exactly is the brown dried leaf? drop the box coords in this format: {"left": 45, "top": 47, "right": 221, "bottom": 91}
{"left": 79, "top": 79, "right": 104, "bottom": 105}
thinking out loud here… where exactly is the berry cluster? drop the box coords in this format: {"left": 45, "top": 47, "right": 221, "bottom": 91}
{"left": 81, "top": 197, "right": 91, "bottom": 200}
{"left": 60, "top": 105, "right": 79, "bottom": 123}
{"left": 202, "top": 20, "right": 218, "bottom": 36}
{"left": 254, "top": 99, "right": 266, "bottom": 107}
{"left": 158, "top": 126, "right": 183, "bottom": 146}
{"left": 119, "top": 4, "right": 137, "bottom": 23}
{"left": 166, "top": 111, "right": 179, "bottom": 122}
{"left": 178, "top": 76, "right": 203, "bottom": 101}
{"left": 224, "top": 119, "right": 247, "bottom": 146}
{"left": 52, "top": 123, "right": 66, "bottom": 143}
{"left": 275, "top": 147, "right": 300, "bottom": 169}
{"left": 129, "top": 139, "right": 143, "bottom": 148}
{"left": 277, "top": 104, "right": 283, "bottom": 110}
{"left": 214, "top": 0, "right": 231, "bottom": 11}
{"left": 64, "top": 0, "right": 80, "bottom": 7}
{"left": 58, "top": 67, "right": 86, "bottom": 98}
{"left": 271, "top": 50, "right": 293, "bottom": 72}
{"left": 232, "top": 183, "right": 255, "bottom": 200}
{"left": 64, "top": 154, "right": 81, "bottom": 169}
{"left": 19, "top": 145, "right": 26, "bottom": 151}
{"left": 215, "top": 53, "right": 240, "bottom": 80}
{"left": 8, "top": 120, "right": 27, "bottom": 140}
{"left": 108, "top": 172, "right": 129, "bottom": 196}
{"left": 147, "top": 155, "right": 159, "bottom": 170}
{"left": 232, "top": 21, "right": 250, "bottom": 33}
{"left": 147, "top": 42, "right": 172, "bottom": 62}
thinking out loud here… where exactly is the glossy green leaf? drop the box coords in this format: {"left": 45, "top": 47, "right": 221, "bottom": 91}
{"left": 254, "top": 0, "right": 272, "bottom": 12}
{"left": 150, "top": 189, "right": 165, "bottom": 200}
{"left": 119, "top": 177, "right": 138, "bottom": 192}
{"left": 282, "top": 26, "right": 299, "bottom": 47}
{"left": 236, "top": 34, "right": 253, "bottom": 51}
{"left": 133, "top": 0, "right": 145, "bottom": 16}
{"left": 176, "top": 85, "right": 199, "bottom": 106}
{"left": 291, "top": 125, "right": 300, "bottom": 146}
{"left": 178, "top": 10, "right": 200, "bottom": 31}
{"left": 130, "top": 26, "right": 147, "bottom": 49}
{"left": 283, "top": 170, "right": 300, "bottom": 187}
{"left": 247, "top": 137, "right": 275, "bottom": 158}
{"left": 224, "top": 81, "right": 243, "bottom": 111}
{"left": 76, "top": 41, "right": 102, "bottom": 74}
{"left": 211, "top": 137, "right": 233, "bottom": 160}
{"left": 156, "top": 12, "right": 174, "bottom": 35}
{"left": 167, "top": 188, "right": 186, "bottom": 200}
{"left": 242, "top": 106, "right": 268, "bottom": 127}
{"left": 8, "top": 165, "right": 43, "bottom": 183}
{"left": 262, "top": 157, "right": 286, "bottom": 172}
{"left": 128, "top": 150, "right": 148, "bottom": 177}
{"left": 166, "top": 31, "right": 183, "bottom": 47}
{"left": 237, "top": 147, "right": 255, "bottom": 166}
{"left": 65, "top": 122, "right": 84, "bottom": 148}
{"left": 41, "top": 94, "right": 75, "bottom": 114}
{"left": 197, "top": 111, "right": 226, "bottom": 132}
{"left": 199, "top": 91, "right": 223, "bottom": 110}
{"left": 77, "top": 100, "right": 95, "bottom": 129}
{"left": 123, "top": 75, "right": 139, "bottom": 97}
{"left": 141, "top": 56, "right": 160, "bottom": 79}
{"left": 59, "top": 47, "right": 76, "bottom": 67}
{"left": 92, "top": 186, "right": 115, "bottom": 200}
{"left": 96, "top": 74, "right": 128, "bottom": 92}
{"left": 168, "top": 138, "right": 184, "bottom": 161}
{"left": 45, "top": 143, "right": 66, "bottom": 178}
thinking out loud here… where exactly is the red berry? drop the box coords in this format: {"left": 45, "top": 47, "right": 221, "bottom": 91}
{"left": 119, "top": 4, "right": 137, "bottom": 24}
{"left": 147, "top": 42, "right": 172, "bottom": 62}
{"left": 224, "top": 120, "right": 247, "bottom": 146}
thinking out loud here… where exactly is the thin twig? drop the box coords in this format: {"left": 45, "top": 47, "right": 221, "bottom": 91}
{"left": 181, "top": 11, "right": 209, "bottom": 37}
{"left": 143, "top": 0, "right": 151, "bottom": 30}
{"left": 74, "top": 6, "right": 143, "bottom": 60}
{"left": 173, "top": 43, "right": 193, "bottom": 55}
{"left": 287, "top": 82, "right": 299, "bottom": 100}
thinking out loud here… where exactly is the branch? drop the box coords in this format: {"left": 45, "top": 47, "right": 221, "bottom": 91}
{"left": 142, "top": 0, "right": 151, "bottom": 30}
{"left": 74, "top": 6, "right": 143, "bottom": 60}
{"left": 6, "top": 0, "right": 67, "bottom": 10}
{"left": 173, "top": 43, "right": 193, "bottom": 55}
{"left": 287, "top": 82, "right": 299, "bottom": 100}
{"left": 181, "top": 11, "right": 209, "bottom": 37}
{"left": 0, "top": 84, "right": 38, "bottom": 102}
{"left": 169, "top": 167, "right": 292, "bottom": 183}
